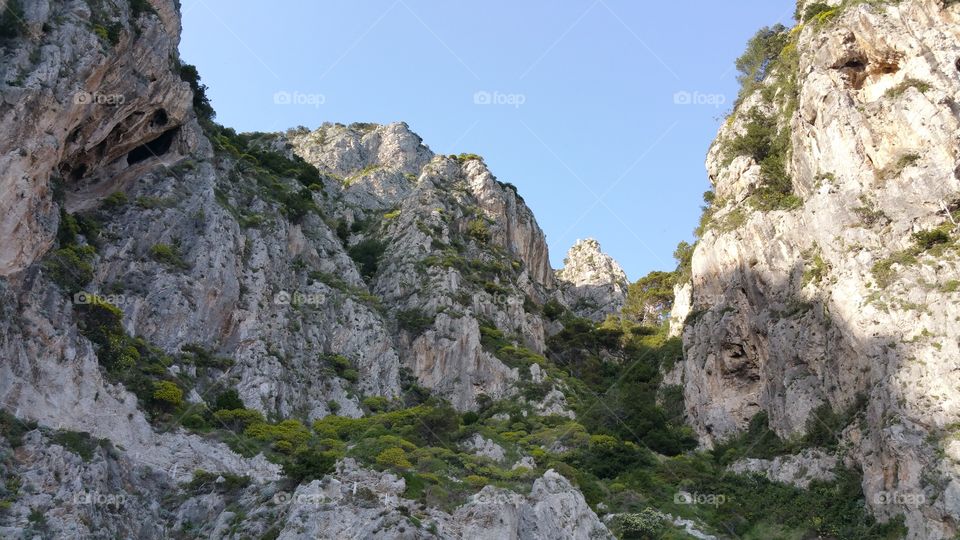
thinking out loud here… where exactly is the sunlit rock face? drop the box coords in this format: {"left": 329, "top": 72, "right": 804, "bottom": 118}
{"left": 556, "top": 238, "right": 628, "bottom": 321}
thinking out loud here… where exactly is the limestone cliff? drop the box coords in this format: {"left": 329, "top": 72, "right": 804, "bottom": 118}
{"left": 0, "top": 1, "right": 606, "bottom": 537}
{"left": 556, "top": 238, "right": 628, "bottom": 321}
{"left": 670, "top": 0, "right": 960, "bottom": 537}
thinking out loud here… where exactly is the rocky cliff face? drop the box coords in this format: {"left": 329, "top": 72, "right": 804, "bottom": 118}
{"left": 0, "top": 0, "right": 195, "bottom": 276}
{"left": 0, "top": 1, "right": 609, "bottom": 537}
{"left": 556, "top": 238, "right": 628, "bottom": 321}
{"left": 4, "top": 0, "right": 956, "bottom": 538}
{"left": 671, "top": 0, "right": 960, "bottom": 537}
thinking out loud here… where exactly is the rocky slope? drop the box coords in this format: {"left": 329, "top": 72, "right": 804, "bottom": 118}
{"left": 556, "top": 238, "right": 629, "bottom": 321}
{"left": 1, "top": 0, "right": 956, "bottom": 538}
{"left": 670, "top": 0, "right": 960, "bottom": 537}
{"left": 0, "top": 1, "right": 611, "bottom": 537}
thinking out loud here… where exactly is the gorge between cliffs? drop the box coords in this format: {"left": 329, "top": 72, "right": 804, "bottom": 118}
{"left": 1, "top": 0, "right": 959, "bottom": 538}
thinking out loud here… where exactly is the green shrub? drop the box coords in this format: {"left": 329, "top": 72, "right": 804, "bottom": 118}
{"left": 415, "top": 404, "right": 459, "bottom": 446}
{"left": 713, "top": 411, "right": 789, "bottom": 465}
{"left": 397, "top": 309, "right": 434, "bottom": 337}
{"left": 673, "top": 240, "right": 695, "bottom": 281}
{"left": 885, "top": 78, "right": 932, "bottom": 98}
{"left": 801, "top": 2, "right": 834, "bottom": 22}
{"left": 348, "top": 238, "right": 385, "bottom": 280}
{"left": 726, "top": 109, "right": 800, "bottom": 212}
{"left": 279, "top": 187, "right": 316, "bottom": 223}
{"left": 284, "top": 448, "right": 337, "bottom": 482}
{"left": 0, "top": 411, "right": 35, "bottom": 448}
{"left": 44, "top": 245, "right": 95, "bottom": 293}
{"left": 912, "top": 229, "right": 950, "bottom": 250}
{"left": 243, "top": 419, "right": 311, "bottom": 453}
{"left": 213, "top": 408, "right": 265, "bottom": 431}
{"left": 213, "top": 389, "right": 245, "bottom": 412}
{"left": 623, "top": 271, "right": 676, "bottom": 325}
{"left": 52, "top": 431, "right": 101, "bottom": 462}
{"left": 152, "top": 381, "right": 184, "bottom": 408}
{"left": 102, "top": 191, "right": 128, "bottom": 210}
{"left": 871, "top": 250, "right": 918, "bottom": 288}
{"left": 376, "top": 447, "right": 413, "bottom": 469}
{"left": 149, "top": 243, "right": 188, "bottom": 269}
{"left": 178, "top": 63, "right": 215, "bottom": 122}
{"left": 734, "top": 24, "right": 790, "bottom": 102}
{"left": 613, "top": 508, "right": 667, "bottom": 540}
{"left": 92, "top": 22, "right": 122, "bottom": 45}
{"left": 466, "top": 218, "right": 491, "bottom": 244}
{"left": 570, "top": 435, "right": 651, "bottom": 479}
{"left": 187, "top": 470, "right": 250, "bottom": 494}
{"left": 322, "top": 354, "right": 360, "bottom": 383}
{"left": 0, "top": 0, "right": 26, "bottom": 40}
{"left": 802, "top": 251, "right": 828, "bottom": 286}
{"left": 362, "top": 396, "right": 390, "bottom": 413}
{"left": 543, "top": 299, "right": 565, "bottom": 320}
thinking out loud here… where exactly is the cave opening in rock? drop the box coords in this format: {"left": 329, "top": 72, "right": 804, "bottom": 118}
{"left": 149, "top": 109, "right": 168, "bottom": 128}
{"left": 126, "top": 126, "right": 180, "bottom": 165}
{"left": 67, "top": 164, "right": 87, "bottom": 181}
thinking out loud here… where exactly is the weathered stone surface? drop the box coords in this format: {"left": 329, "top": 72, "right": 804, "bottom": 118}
{"left": 671, "top": 1, "right": 960, "bottom": 536}
{"left": 0, "top": 0, "right": 196, "bottom": 276}
{"left": 728, "top": 448, "right": 839, "bottom": 489}
{"left": 557, "top": 238, "right": 628, "bottom": 321}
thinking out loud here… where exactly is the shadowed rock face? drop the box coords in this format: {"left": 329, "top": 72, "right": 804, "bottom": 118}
{"left": 671, "top": 1, "right": 960, "bottom": 537}
{"left": 556, "top": 238, "right": 628, "bottom": 321}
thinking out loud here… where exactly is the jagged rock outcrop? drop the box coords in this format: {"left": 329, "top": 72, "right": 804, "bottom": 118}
{"left": 671, "top": 1, "right": 960, "bottom": 537}
{"left": 271, "top": 461, "right": 612, "bottom": 540}
{"left": 556, "top": 238, "right": 628, "bottom": 321}
{"left": 728, "top": 448, "right": 838, "bottom": 489}
{"left": 0, "top": 0, "right": 196, "bottom": 276}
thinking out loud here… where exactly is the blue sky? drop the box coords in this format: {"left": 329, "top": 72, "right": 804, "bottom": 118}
{"left": 180, "top": 0, "right": 795, "bottom": 280}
